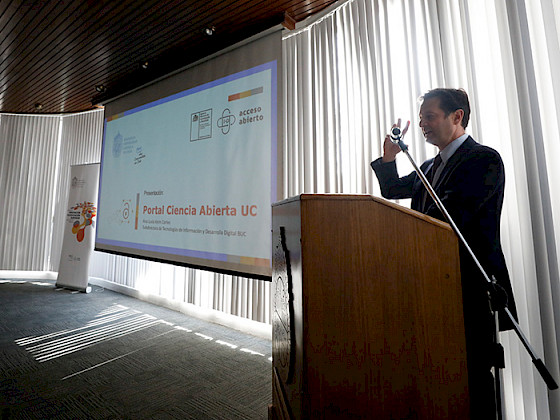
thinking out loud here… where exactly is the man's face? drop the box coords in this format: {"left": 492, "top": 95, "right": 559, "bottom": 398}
{"left": 419, "top": 97, "right": 462, "bottom": 149}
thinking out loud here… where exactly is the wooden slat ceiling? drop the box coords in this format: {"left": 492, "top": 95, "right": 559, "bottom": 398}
{"left": 0, "top": 0, "right": 339, "bottom": 114}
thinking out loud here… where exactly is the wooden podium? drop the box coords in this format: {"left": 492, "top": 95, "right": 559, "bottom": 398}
{"left": 269, "top": 194, "right": 469, "bottom": 419}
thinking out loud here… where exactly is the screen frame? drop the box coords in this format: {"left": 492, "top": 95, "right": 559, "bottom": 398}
{"left": 94, "top": 30, "right": 283, "bottom": 280}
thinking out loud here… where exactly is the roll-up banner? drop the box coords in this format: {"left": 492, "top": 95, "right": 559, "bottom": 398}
{"left": 56, "top": 163, "right": 100, "bottom": 293}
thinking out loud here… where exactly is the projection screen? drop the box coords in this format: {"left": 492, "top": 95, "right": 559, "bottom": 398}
{"left": 95, "top": 31, "right": 282, "bottom": 279}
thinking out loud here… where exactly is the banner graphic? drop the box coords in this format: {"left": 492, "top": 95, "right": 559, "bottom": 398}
{"left": 56, "top": 163, "right": 100, "bottom": 292}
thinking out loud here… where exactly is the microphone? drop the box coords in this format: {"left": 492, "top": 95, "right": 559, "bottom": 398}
{"left": 390, "top": 126, "right": 402, "bottom": 141}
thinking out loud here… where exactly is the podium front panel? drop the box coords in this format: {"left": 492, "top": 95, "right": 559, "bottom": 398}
{"left": 270, "top": 194, "right": 469, "bottom": 419}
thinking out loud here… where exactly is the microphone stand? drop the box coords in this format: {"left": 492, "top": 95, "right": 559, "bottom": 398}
{"left": 390, "top": 129, "right": 558, "bottom": 419}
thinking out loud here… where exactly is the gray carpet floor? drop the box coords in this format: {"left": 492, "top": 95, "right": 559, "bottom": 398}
{"left": 0, "top": 279, "right": 272, "bottom": 419}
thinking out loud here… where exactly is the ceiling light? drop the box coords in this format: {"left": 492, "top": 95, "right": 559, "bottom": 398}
{"left": 141, "top": 60, "right": 149, "bottom": 69}
{"left": 34, "top": 103, "right": 43, "bottom": 111}
{"left": 205, "top": 26, "right": 215, "bottom": 36}
{"left": 95, "top": 84, "right": 106, "bottom": 93}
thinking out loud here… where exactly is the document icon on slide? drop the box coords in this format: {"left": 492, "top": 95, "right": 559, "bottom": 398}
{"left": 190, "top": 109, "right": 213, "bottom": 141}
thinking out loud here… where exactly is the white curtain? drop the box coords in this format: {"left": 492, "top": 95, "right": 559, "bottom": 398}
{"left": 0, "top": 114, "right": 62, "bottom": 270}
{"left": 88, "top": 252, "right": 270, "bottom": 323}
{"left": 283, "top": 0, "right": 559, "bottom": 419}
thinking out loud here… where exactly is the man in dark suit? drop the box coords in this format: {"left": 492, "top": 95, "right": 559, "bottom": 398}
{"left": 371, "top": 88, "right": 517, "bottom": 419}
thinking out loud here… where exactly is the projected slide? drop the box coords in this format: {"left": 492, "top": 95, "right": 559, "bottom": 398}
{"left": 96, "top": 61, "right": 277, "bottom": 278}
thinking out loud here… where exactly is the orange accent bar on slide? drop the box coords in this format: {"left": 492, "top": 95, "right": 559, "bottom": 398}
{"left": 135, "top": 193, "right": 139, "bottom": 230}
{"left": 228, "top": 87, "right": 263, "bottom": 101}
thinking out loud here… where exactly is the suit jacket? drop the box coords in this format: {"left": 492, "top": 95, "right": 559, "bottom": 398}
{"left": 371, "top": 136, "right": 517, "bottom": 331}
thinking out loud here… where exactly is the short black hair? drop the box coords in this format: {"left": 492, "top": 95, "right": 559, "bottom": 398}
{"left": 421, "top": 88, "right": 470, "bottom": 128}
